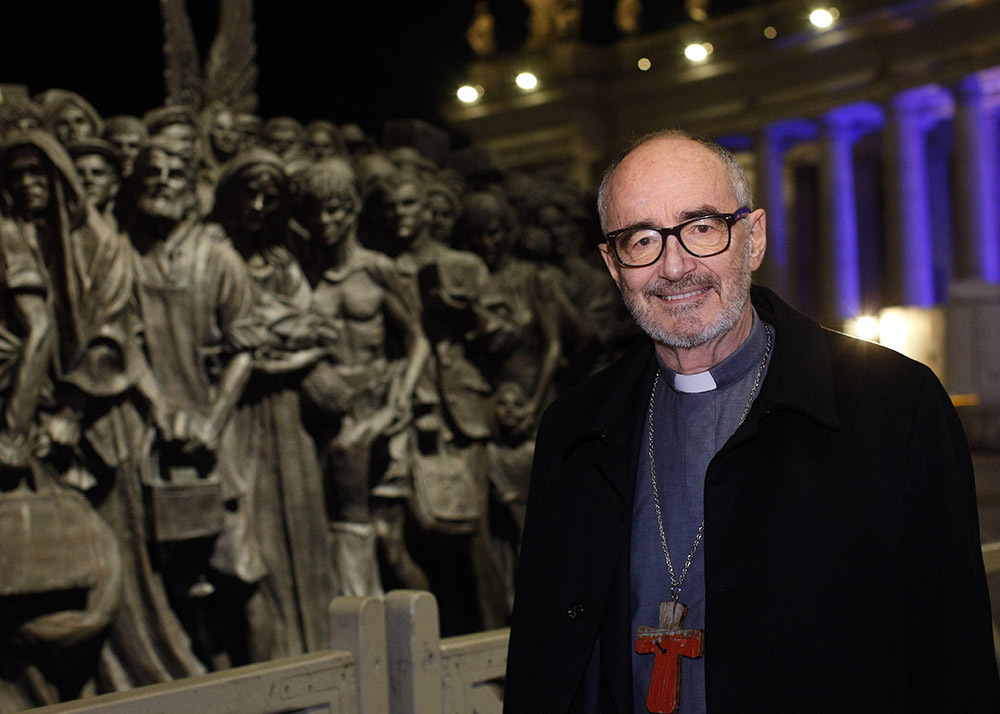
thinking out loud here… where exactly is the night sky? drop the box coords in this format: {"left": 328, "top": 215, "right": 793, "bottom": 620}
{"left": 2, "top": 1, "right": 487, "bottom": 135}
{"left": 3, "top": 1, "right": 755, "bottom": 137}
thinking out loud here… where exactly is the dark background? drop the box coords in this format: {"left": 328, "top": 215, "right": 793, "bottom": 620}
{"left": 2, "top": 1, "right": 514, "bottom": 134}
{"left": 2, "top": 1, "right": 753, "bottom": 136}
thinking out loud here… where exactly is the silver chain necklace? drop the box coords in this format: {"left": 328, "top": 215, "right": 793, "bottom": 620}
{"left": 647, "top": 323, "right": 772, "bottom": 602}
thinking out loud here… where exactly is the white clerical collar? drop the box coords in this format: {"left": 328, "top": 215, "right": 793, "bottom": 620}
{"left": 672, "top": 370, "right": 717, "bottom": 393}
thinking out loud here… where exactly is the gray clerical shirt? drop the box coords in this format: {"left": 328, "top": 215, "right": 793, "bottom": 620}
{"left": 630, "top": 310, "right": 773, "bottom": 714}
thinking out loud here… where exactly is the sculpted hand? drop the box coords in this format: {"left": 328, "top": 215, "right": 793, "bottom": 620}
{"left": 46, "top": 413, "right": 81, "bottom": 449}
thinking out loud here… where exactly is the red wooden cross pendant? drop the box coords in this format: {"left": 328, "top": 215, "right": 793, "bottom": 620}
{"left": 635, "top": 600, "right": 705, "bottom": 714}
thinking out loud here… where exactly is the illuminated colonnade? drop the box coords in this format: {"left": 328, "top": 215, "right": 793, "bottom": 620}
{"left": 742, "top": 67, "right": 1000, "bottom": 325}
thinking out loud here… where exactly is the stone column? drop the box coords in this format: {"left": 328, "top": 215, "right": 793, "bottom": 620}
{"left": 819, "top": 103, "right": 884, "bottom": 324}
{"left": 884, "top": 85, "right": 954, "bottom": 307}
{"left": 953, "top": 69, "right": 1000, "bottom": 284}
{"left": 753, "top": 120, "right": 817, "bottom": 303}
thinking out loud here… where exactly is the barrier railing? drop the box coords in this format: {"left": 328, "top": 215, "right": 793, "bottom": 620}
{"left": 25, "top": 590, "right": 507, "bottom": 714}
{"left": 981, "top": 541, "right": 1000, "bottom": 662}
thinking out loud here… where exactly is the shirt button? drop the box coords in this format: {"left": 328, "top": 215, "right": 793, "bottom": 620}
{"left": 567, "top": 603, "right": 584, "bottom": 620}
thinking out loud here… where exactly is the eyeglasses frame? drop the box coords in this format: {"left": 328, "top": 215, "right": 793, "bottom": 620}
{"left": 605, "top": 206, "right": 752, "bottom": 267}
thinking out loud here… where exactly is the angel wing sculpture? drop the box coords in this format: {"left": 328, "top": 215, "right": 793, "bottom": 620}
{"left": 159, "top": 0, "right": 258, "bottom": 113}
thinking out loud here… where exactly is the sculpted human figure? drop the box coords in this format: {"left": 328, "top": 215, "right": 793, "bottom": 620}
{"left": 211, "top": 149, "right": 335, "bottom": 659}
{"left": 67, "top": 139, "right": 122, "bottom": 231}
{"left": 117, "top": 137, "right": 261, "bottom": 668}
{"left": 0, "top": 97, "right": 44, "bottom": 139}
{"left": 0, "top": 130, "right": 146, "bottom": 706}
{"left": 36, "top": 89, "right": 103, "bottom": 145}
{"left": 304, "top": 120, "right": 346, "bottom": 162}
{"left": 102, "top": 115, "right": 148, "bottom": 177}
{"left": 262, "top": 117, "right": 306, "bottom": 164}
{"left": 459, "top": 190, "right": 564, "bottom": 436}
{"left": 202, "top": 102, "right": 242, "bottom": 168}
{"left": 236, "top": 114, "right": 263, "bottom": 151}
{"left": 372, "top": 174, "right": 515, "bottom": 633}
{"left": 294, "top": 158, "right": 430, "bottom": 597}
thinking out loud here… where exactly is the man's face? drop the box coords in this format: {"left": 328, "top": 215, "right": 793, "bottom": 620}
{"left": 305, "top": 192, "right": 358, "bottom": 246}
{"left": 4, "top": 146, "right": 51, "bottom": 218}
{"left": 600, "top": 137, "right": 766, "bottom": 353}
{"left": 54, "top": 105, "right": 94, "bottom": 144}
{"left": 74, "top": 153, "right": 120, "bottom": 209}
{"left": 210, "top": 111, "right": 241, "bottom": 158}
{"left": 383, "top": 182, "right": 427, "bottom": 242}
{"left": 137, "top": 148, "right": 192, "bottom": 221}
{"left": 235, "top": 167, "right": 281, "bottom": 234}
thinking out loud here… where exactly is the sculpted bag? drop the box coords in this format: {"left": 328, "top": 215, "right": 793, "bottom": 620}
{"left": 143, "top": 440, "right": 225, "bottom": 543}
{"left": 409, "top": 447, "right": 485, "bottom": 536}
{"left": 0, "top": 477, "right": 104, "bottom": 596}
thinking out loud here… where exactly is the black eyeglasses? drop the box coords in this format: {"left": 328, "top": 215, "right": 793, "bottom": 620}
{"left": 605, "top": 207, "right": 751, "bottom": 267}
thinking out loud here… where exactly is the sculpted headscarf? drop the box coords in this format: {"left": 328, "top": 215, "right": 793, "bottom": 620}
{"left": 0, "top": 129, "right": 139, "bottom": 398}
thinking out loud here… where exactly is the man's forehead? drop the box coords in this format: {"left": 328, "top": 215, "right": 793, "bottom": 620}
{"left": 606, "top": 137, "right": 733, "bottom": 223}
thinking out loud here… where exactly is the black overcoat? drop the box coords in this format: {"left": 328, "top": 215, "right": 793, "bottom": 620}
{"left": 504, "top": 286, "right": 1000, "bottom": 713}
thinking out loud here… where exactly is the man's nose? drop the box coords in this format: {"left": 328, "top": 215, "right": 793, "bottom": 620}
{"left": 657, "top": 233, "right": 694, "bottom": 280}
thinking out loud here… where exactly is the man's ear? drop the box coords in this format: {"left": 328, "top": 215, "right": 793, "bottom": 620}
{"left": 600, "top": 243, "right": 621, "bottom": 283}
{"left": 748, "top": 209, "right": 767, "bottom": 271}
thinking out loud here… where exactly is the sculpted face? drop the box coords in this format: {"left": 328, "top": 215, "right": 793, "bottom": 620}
{"left": 305, "top": 191, "right": 359, "bottom": 246}
{"left": 383, "top": 181, "right": 427, "bottom": 243}
{"left": 600, "top": 137, "right": 766, "bottom": 362}
{"left": 137, "top": 148, "right": 193, "bottom": 221}
{"left": 428, "top": 192, "right": 456, "bottom": 242}
{"left": 4, "top": 146, "right": 51, "bottom": 218}
{"left": 74, "top": 153, "right": 120, "bottom": 209}
{"left": 266, "top": 126, "right": 301, "bottom": 160}
{"left": 54, "top": 104, "right": 95, "bottom": 144}
{"left": 156, "top": 123, "right": 198, "bottom": 156}
{"left": 465, "top": 196, "right": 509, "bottom": 269}
{"left": 537, "top": 203, "right": 578, "bottom": 258}
{"left": 306, "top": 129, "right": 336, "bottom": 161}
{"left": 106, "top": 130, "right": 144, "bottom": 172}
{"left": 235, "top": 166, "right": 281, "bottom": 235}
{"left": 210, "top": 109, "right": 241, "bottom": 159}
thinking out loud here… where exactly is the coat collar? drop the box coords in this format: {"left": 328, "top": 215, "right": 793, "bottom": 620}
{"left": 566, "top": 285, "right": 840, "bottom": 453}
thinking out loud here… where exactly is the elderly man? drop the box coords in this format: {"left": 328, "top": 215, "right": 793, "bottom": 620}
{"left": 504, "top": 130, "right": 1000, "bottom": 713}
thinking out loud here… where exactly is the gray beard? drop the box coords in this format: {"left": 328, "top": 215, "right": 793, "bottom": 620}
{"left": 619, "top": 242, "right": 752, "bottom": 349}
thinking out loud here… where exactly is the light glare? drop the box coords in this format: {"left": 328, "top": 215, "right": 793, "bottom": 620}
{"left": 637, "top": 57, "right": 651, "bottom": 71}
{"left": 853, "top": 315, "right": 880, "bottom": 341}
{"left": 763, "top": 25, "right": 777, "bottom": 39}
{"left": 457, "top": 85, "right": 480, "bottom": 103}
{"left": 810, "top": 8, "right": 835, "bottom": 28}
{"left": 515, "top": 72, "right": 538, "bottom": 90}
{"left": 684, "top": 43, "right": 708, "bottom": 62}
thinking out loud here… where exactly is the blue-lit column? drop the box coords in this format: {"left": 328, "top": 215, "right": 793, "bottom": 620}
{"left": 754, "top": 120, "right": 817, "bottom": 302}
{"left": 954, "top": 69, "right": 1000, "bottom": 283}
{"left": 886, "top": 85, "right": 953, "bottom": 306}
{"left": 819, "top": 103, "right": 884, "bottom": 323}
